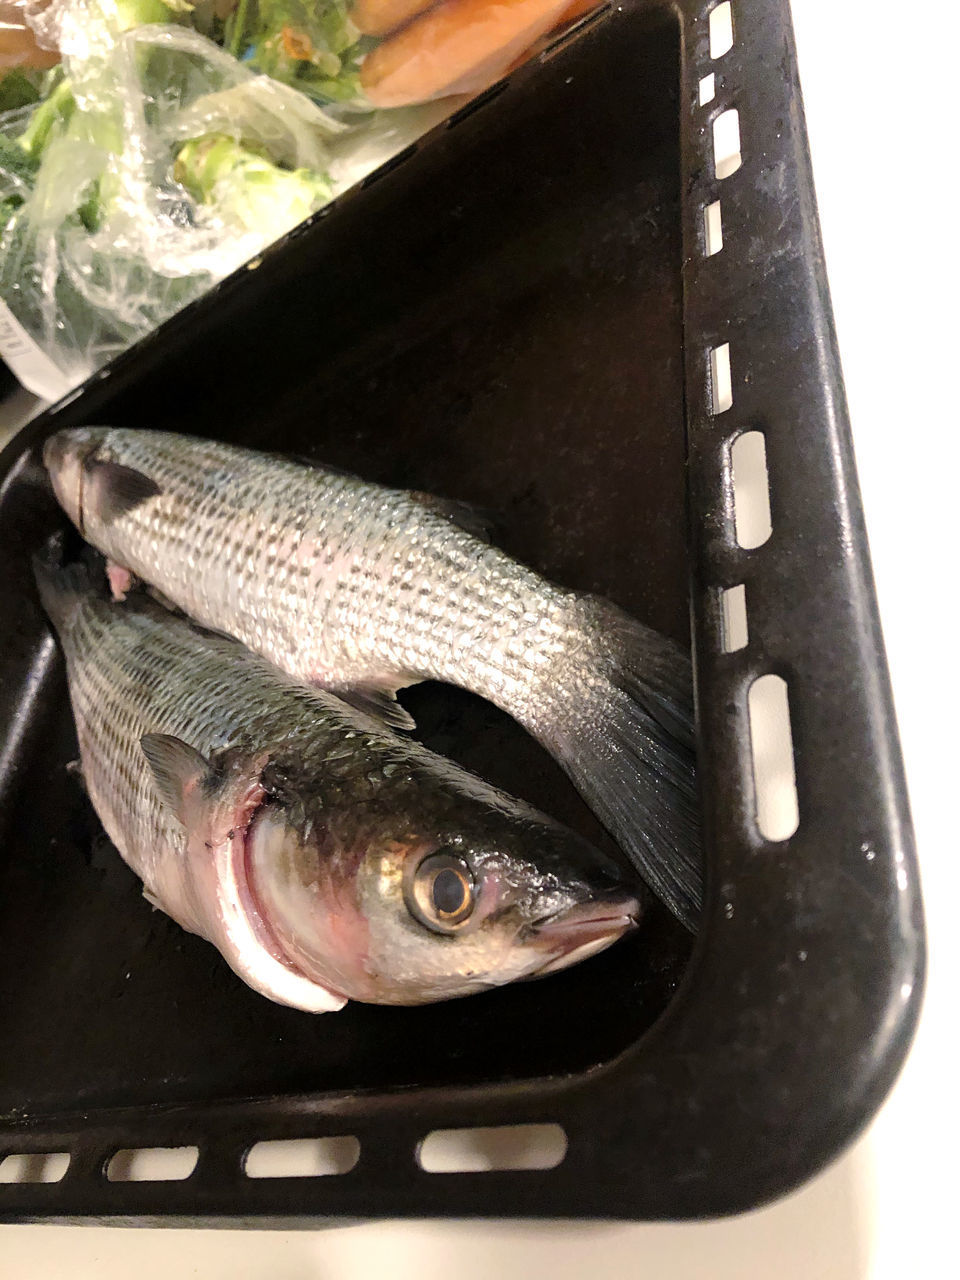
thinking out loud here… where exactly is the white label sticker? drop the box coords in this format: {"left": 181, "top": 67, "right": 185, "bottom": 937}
{"left": 0, "top": 299, "right": 73, "bottom": 402}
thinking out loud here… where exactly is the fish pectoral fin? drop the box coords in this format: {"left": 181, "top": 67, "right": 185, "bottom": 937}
{"left": 409, "top": 491, "right": 495, "bottom": 543}
{"left": 84, "top": 458, "right": 162, "bottom": 524}
{"left": 140, "top": 733, "right": 212, "bottom": 824}
{"left": 333, "top": 684, "right": 418, "bottom": 732}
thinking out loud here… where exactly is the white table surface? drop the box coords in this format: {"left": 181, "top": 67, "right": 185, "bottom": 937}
{"left": 1, "top": 0, "right": 954, "bottom": 1273}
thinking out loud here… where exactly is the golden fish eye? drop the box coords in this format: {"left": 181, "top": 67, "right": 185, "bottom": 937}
{"left": 408, "top": 851, "right": 476, "bottom": 932}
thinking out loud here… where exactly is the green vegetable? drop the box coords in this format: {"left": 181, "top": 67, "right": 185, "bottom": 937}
{"left": 0, "top": 0, "right": 346, "bottom": 391}
{"left": 0, "top": 136, "right": 39, "bottom": 189}
{"left": 0, "top": 202, "right": 209, "bottom": 367}
{"left": 114, "top": 0, "right": 194, "bottom": 28}
{"left": 0, "top": 69, "right": 46, "bottom": 115}
{"left": 228, "top": 0, "right": 251, "bottom": 55}
{"left": 226, "top": 0, "right": 370, "bottom": 103}
{"left": 0, "top": 137, "right": 39, "bottom": 229}
{"left": 174, "top": 133, "right": 331, "bottom": 235}
{"left": 17, "top": 79, "right": 77, "bottom": 161}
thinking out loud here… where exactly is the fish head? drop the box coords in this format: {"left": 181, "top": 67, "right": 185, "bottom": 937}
{"left": 44, "top": 427, "right": 162, "bottom": 538}
{"left": 142, "top": 734, "right": 640, "bottom": 1011}
{"left": 43, "top": 428, "right": 109, "bottom": 530}
{"left": 245, "top": 795, "right": 641, "bottom": 1007}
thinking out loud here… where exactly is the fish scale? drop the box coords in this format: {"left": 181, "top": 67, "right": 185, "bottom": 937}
{"left": 50, "top": 578, "right": 402, "bottom": 929}
{"left": 76, "top": 431, "right": 568, "bottom": 701}
{"left": 45, "top": 426, "right": 702, "bottom": 929}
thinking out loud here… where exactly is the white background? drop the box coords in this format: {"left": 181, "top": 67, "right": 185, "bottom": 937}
{"left": 1, "top": 0, "right": 955, "bottom": 1273}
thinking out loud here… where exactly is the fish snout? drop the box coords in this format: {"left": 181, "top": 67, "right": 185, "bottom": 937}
{"left": 528, "top": 889, "right": 640, "bottom": 975}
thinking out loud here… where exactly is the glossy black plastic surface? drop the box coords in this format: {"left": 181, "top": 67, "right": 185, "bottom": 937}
{"left": 0, "top": 0, "right": 923, "bottom": 1221}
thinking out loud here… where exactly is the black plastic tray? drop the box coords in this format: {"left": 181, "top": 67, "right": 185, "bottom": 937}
{"left": 0, "top": 0, "right": 924, "bottom": 1222}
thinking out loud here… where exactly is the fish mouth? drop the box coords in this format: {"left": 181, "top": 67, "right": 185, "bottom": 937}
{"left": 529, "top": 894, "right": 640, "bottom": 976}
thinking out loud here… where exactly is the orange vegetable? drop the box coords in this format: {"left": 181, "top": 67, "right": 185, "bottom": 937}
{"left": 360, "top": 0, "right": 574, "bottom": 107}
{"left": 498, "top": 0, "right": 603, "bottom": 76}
{"left": 550, "top": 0, "right": 602, "bottom": 29}
{"left": 281, "top": 25, "right": 315, "bottom": 60}
{"left": 351, "top": 0, "right": 442, "bottom": 38}
{"left": 0, "top": 1, "right": 60, "bottom": 70}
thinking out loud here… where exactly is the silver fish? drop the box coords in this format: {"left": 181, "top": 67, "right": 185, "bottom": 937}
{"left": 35, "top": 551, "right": 638, "bottom": 1011}
{"left": 44, "top": 427, "right": 700, "bottom": 928}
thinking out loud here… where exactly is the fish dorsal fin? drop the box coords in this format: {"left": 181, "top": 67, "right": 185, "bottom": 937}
{"left": 141, "top": 733, "right": 211, "bottom": 823}
{"left": 409, "top": 492, "right": 494, "bottom": 543}
{"left": 334, "top": 685, "right": 417, "bottom": 732}
{"left": 84, "top": 458, "right": 162, "bottom": 524}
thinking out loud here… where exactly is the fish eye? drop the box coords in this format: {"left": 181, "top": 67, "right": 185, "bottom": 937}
{"left": 407, "top": 850, "right": 476, "bottom": 932}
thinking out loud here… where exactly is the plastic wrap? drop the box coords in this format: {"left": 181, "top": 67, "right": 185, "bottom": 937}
{"left": 0, "top": 0, "right": 602, "bottom": 398}
{"left": 0, "top": 1, "right": 358, "bottom": 396}
{"left": 223, "top": 0, "right": 369, "bottom": 104}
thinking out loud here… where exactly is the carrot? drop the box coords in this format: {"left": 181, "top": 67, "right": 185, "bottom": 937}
{"left": 0, "top": 0, "right": 60, "bottom": 71}
{"left": 497, "top": 0, "right": 604, "bottom": 76}
{"left": 281, "top": 26, "right": 316, "bottom": 60}
{"left": 351, "top": 0, "right": 443, "bottom": 38}
{"left": 550, "top": 0, "right": 602, "bottom": 29}
{"left": 360, "top": 0, "right": 574, "bottom": 107}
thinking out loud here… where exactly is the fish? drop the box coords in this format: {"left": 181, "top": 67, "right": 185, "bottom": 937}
{"left": 43, "top": 426, "right": 701, "bottom": 929}
{"left": 34, "top": 548, "right": 640, "bottom": 1011}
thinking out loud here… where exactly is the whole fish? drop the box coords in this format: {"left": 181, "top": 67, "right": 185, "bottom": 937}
{"left": 44, "top": 427, "right": 701, "bottom": 929}
{"left": 35, "top": 551, "right": 638, "bottom": 1011}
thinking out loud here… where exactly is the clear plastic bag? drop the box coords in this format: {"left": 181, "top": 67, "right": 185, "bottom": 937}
{"left": 0, "top": 1, "right": 358, "bottom": 396}
{"left": 0, "top": 0, "right": 600, "bottom": 398}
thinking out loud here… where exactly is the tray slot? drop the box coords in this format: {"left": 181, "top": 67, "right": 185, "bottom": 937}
{"left": 709, "top": 341, "right": 733, "bottom": 414}
{"left": 703, "top": 199, "right": 723, "bottom": 255}
{"left": 713, "top": 107, "right": 742, "bottom": 179}
{"left": 0, "top": 1152, "right": 70, "bottom": 1184}
{"left": 748, "top": 674, "right": 799, "bottom": 842}
{"left": 244, "top": 1136, "right": 360, "bottom": 1179}
{"left": 445, "top": 82, "right": 509, "bottom": 129}
{"left": 708, "top": 2, "right": 734, "bottom": 59}
{"left": 719, "top": 583, "right": 748, "bottom": 653}
{"left": 417, "top": 1124, "right": 567, "bottom": 1173}
{"left": 105, "top": 1146, "right": 198, "bottom": 1183}
{"left": 729, "top": 430, "right": 772, "bottom": 548}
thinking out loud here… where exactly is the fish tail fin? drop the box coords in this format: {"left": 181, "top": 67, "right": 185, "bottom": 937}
{"left": 32, "top": 536, "right": 100, "bottom": 630}
{"left": 542, "top": 597, "right": 702, "bottom": 931}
